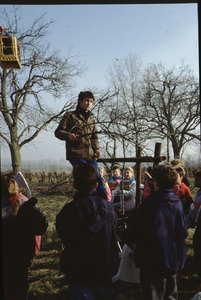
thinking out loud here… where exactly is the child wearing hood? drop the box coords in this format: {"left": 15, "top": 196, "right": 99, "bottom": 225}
{"left": 121, "top": 165, "right": 187, "bottom": 300}
{"left": 1, "top": 172, "right": 48, "bottom": 300}
{"left": 56, "top": 163, "right": 119, "bottom": 300}
{"left": 186, "top": 171, "right": 201, "bottom": 228}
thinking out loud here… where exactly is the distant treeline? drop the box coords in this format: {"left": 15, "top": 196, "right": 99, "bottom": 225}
{"left": 1, "top": 159, "right": 72, "bottom": 172}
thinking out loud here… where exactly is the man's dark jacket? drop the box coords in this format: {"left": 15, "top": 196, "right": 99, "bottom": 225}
{"left": 56, "top": 191, "right": 119, "bottom": 284}
{"left": 54, "top": 108, "right": 99, "bottom": 161}
{"left": 122, "top": 189, "right": 188, "bottom": 276}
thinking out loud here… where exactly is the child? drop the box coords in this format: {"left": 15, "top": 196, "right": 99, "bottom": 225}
{"left": 172, "top": 167, "right": 193, "bottom": 215}
{"left": 56, "top": 163, "right": 119, "bottom": 300}
{"left": 186, "top": 171, "right": 201, "bottom": 228}
{"left": 123, "top": 166, "right": 135, "bottom": 183}
{"left": 192, "top": 173, "right": 201, "bottom": 279}
{"left": 112, "top": 166, "right": 136, "bottom": 211}
{"left": 170, "top": 158, "right": 189, "bottom": 187}
{"left": 109, "top": 165, "right": 122, "bottom": 184}
{"left": 99, "top": 166, "right": 112, "bottom": 202}
{"left": 1, "top": 172, "right": 48, "bottom": 300}
{"left": 108, "top": 166, "right": 123, "bottom": 200}
{"left": 122, "top": 165, "right": 187, "bottom": 300}
{"left": 193, "top": 210, "right": 201, "bottom": 278}
{"left": 9, "top": 171, "right": 42, "bottom": 257}
{"left": 143, "top": 167, "right": 154, "bottom": 199}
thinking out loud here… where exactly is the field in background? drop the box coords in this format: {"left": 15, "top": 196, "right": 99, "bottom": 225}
{"left": 1, "top": 158, "right": 71, "bottom": 173}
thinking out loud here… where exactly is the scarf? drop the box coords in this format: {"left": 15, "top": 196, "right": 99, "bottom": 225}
{"left": 79, "top": 109, "right": 91, "bottom": 120}
{"left": 1, "top": 196, "right": 19, "bottom": 208}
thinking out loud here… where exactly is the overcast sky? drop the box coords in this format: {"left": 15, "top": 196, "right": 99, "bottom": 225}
{"left": 1, "top": 4, "right": 199, "bottom": 168}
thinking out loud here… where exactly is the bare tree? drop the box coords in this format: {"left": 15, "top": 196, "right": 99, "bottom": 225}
{"left": 141, "top": 61, "right": 200, "bottom": 159}
{"left": 94, "top": 57, "right": 199, "bottom": 162}
{"left": 0, "top": 6, "right": 86, "bottom": 171}
{"left": 94, "top": 53, "right": 150, "bottom": 160}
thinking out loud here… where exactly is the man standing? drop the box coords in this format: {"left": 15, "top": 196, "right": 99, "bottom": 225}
{"left": 54, "top": 91, "right": 107, "bottom": 199}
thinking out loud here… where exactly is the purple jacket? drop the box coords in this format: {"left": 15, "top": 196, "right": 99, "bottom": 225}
{"left": 56, "top": 191, "right": 119, "bottom": 283}
{"left": 122, "top": 189, "right": 188, "bottom": 275}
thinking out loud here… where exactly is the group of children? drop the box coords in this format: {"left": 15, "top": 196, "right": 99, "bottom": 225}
{"left": 58, "top": 162, "right": 200, "bottom": 300}
{"left": 2, "top": 160, "right": 201, "bottom": 300}
{"left": 97, "top": 161, "right": 201, "bottom": 299}
{"left": 99, "top": 161, "right": 201, "bottom": 224}
{"left": 99, "top": 165, "right": 140, "bottom": 212}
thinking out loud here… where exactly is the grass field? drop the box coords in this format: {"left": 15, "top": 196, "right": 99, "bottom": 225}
{"left": 25, "top": 177, "right": 200, "bottom": 300}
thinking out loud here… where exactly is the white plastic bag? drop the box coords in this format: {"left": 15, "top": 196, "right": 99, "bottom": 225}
{"left": 118, "top": 244, "right": 140, "bottom": 283}
{"left": 190, "top": 292, "right": 201, "bottom": 300}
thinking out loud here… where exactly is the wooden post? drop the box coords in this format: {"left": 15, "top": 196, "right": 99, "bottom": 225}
{"left": 122, "top": 164, "right": 125, "bottom": 222}
{"left": 154, "top": 143, "right": 162, "bottom": 166}
{"left": 136, "top": 147, "right": 142, "bottom": 208}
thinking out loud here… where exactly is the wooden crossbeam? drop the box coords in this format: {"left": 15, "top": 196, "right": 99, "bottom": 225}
{"left": 97, "top": 156, "right": 166, "bottom": 164}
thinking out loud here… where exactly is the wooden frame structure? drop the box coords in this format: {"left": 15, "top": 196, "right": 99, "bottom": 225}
{"left": 98, "top": 142, "right": 166, "bottom": 211}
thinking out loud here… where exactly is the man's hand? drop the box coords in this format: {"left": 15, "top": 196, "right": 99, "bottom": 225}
{"left": 68, "top": 133, "right": 79, "bottom": 141}
{"left": 95, "top": 150, "right": 102, "bottom": 159}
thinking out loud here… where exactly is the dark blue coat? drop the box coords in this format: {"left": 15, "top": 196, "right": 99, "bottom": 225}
{"left": 193, "top": 212, "right": 201, "bottom": 277}
{"left": 122, "top": 189, "right": 188, "bottom": 275}
{"left": 56, "top": 191, "right": 119, "bottom": 284}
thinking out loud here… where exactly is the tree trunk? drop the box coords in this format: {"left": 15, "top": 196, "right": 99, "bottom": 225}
{"left": 170, "top": 134, "right": 181, "bottom": 159}
{"left": 111, "top": 135, "right": 117, "bottom": 168}
{"left": 167, "top": 135, "right": 170, "bottom": 162}
{"left": 135, "top": 132, "right": 139, "bottom": 157}
{"left": 172, "top": 144, "right": 180, "bottom": 159}
{"left": 9, "top": 143, "right": 22, "bottom": 172}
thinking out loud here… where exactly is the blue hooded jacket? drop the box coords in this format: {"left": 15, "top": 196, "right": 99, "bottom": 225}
{"left": 122, "top": 189, "right": 188, "bottom": 275}
{"left": 56, "top": 190, "right": 119, "bottom": 283}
